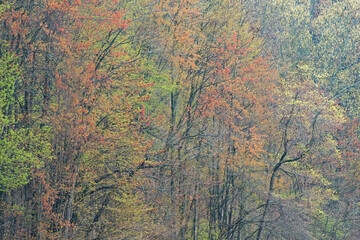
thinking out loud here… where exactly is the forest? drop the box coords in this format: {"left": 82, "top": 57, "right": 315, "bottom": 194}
{"left": 0, "top": 0, "right": 359, "bottom": 239}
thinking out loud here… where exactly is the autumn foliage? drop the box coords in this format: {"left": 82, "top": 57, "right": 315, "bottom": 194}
{"left": 0, "top": 0, "right": 359, "bottom": 239}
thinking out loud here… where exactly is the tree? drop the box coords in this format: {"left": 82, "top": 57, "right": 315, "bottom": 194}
{"left": 0, "top": 0, "right": 157, "bottom": 238}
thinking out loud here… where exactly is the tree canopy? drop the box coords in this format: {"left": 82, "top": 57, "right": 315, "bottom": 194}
{"left": 0, "top": 0, "right": 359, "bottom": 239}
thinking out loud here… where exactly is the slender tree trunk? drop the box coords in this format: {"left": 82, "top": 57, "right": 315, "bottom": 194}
{"left": 256, "top": 162, "right": 282, "bottom": 240}
{"left": 192, "top": 184, "right": 198, "bottom": 240}
{"left": 65, "top": 163, "right": 79, "bottom": 240}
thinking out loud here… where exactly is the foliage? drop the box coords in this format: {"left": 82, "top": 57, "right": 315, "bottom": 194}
{"left": 0, "top": 0, "right": 358, "bottom": 239}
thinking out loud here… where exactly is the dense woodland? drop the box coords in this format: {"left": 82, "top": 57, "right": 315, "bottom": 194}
{"left": 0, "top": 0, "right": 359, "bottom": 239}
